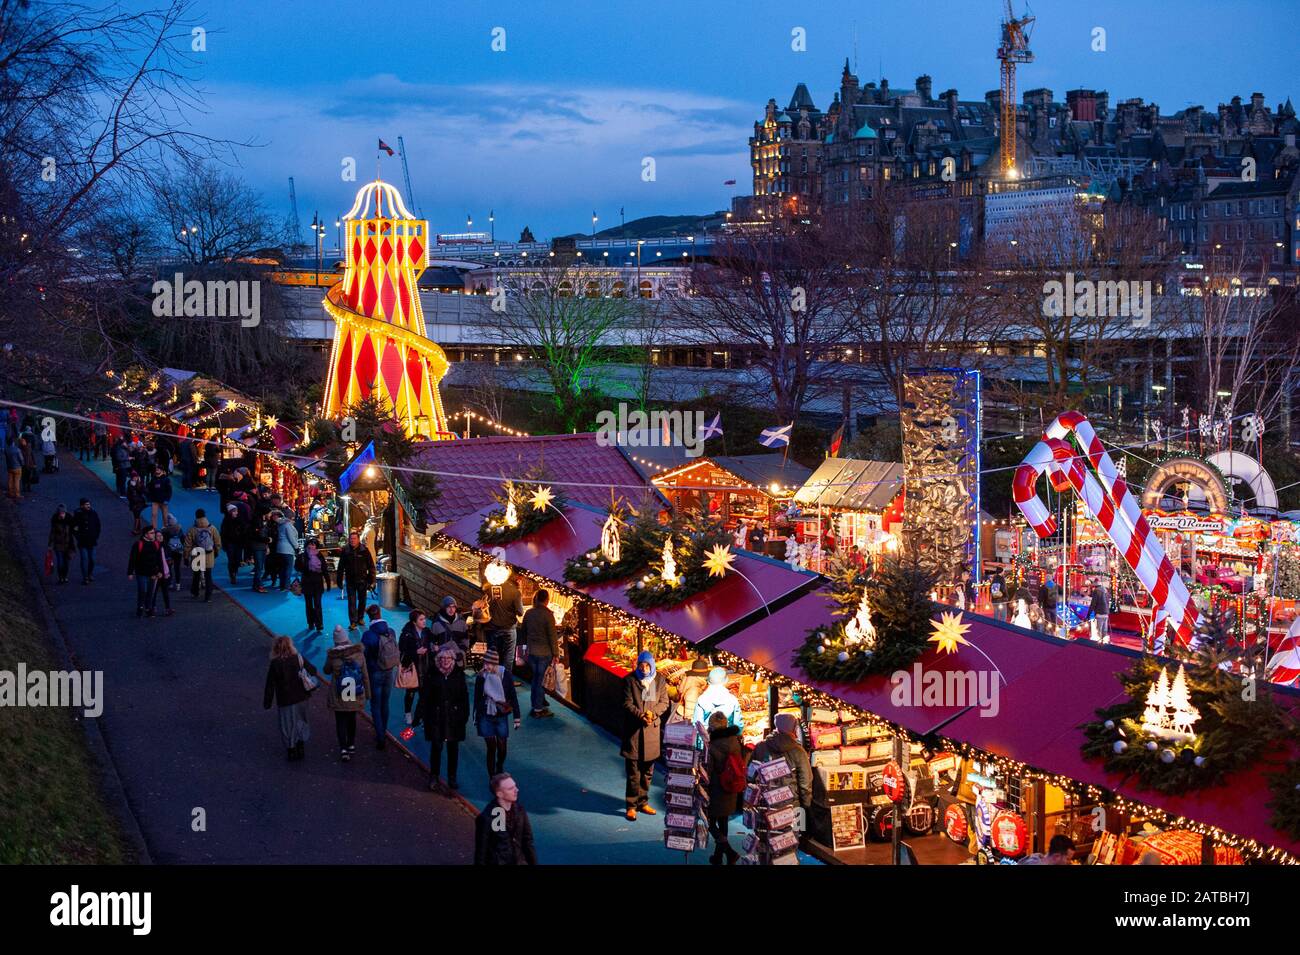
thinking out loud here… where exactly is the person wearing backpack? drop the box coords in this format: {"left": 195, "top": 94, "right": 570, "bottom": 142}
{"left": 324, "top": 625, "right": 371, "bottom": 762}
{"left": 160, "top": 512, "right": 184, "bottom": 591}
{"left": 705, "top": 711, "right": 744, "bottom": 865}
{"left": 988, "top": 569, "right": 1009, "bottom": 622}
{"left": 184, "top": 508, "right": 221, "bottom": 602}
{"left": 361, "top": 604, "right": 399, "bottom": 750}
{"left": 126, "top": 527, "right": 166, "bottom": 618}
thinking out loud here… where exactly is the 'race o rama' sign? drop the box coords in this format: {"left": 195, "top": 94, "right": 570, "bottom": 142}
{"left": 1146, "top": 513, "right": 1228, "bottom": 534}
{"left": 1139, "top": 457, "right": 1230, "bottom": 514}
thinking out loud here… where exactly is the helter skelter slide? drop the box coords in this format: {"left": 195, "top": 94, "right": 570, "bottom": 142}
{"left": 1013, "top": 410, "right": 1200, "bottom": 650}
{"left": 321, "top": 179, "right": 452, "bottom": 439}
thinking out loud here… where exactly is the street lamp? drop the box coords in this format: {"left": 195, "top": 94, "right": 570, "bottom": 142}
{"left": 335, "top": 219, "right": 341, "bottom": 257}
{"left": 310, "top": 212, "right": 325, "bottom": 285}
{"left": 592, "top": 211, "right": 598, "bottom": 237}
{"left": 489, "top": 210, "right": 495, "bottom": 243}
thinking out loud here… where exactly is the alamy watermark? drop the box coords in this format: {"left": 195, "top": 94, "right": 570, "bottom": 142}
{"left": 0, "top": 664, "right": 102, "bottom": 717}
{"left": 595, "top": 403, "right": 709, "bottom": 458}
{"left": 151, "top": 273, "right": 261, "bottom": 327}
{"left": 1042, "top": 272, "right": 1151, "bottom": 328}
{"left": 50, "top": 885, "right": 150, "bottom": 935}
{"left": 889, "top": 663, "right": 1000, "bottom": 717}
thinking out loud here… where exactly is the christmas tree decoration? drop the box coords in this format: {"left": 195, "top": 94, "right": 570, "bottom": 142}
{"left": 1083, "top": 651, "right": 1288, "bottom": 794}
{"left": 1266, "top": 760, "right": 1300, "bottom": 840}
{"left": 601, "top": 512, "right": 621, "bottom": 564}
{"left": 624, "top": 511, "right": 736, "bottom": 610}
{"left": 703, "top": 543, "right": 735, "bottom": 579}
{"left": 563, "top": 498, "right": 666, "bottom": 586}
{"left": 478, "top": 470, "right": 569, "bottom": 546}
{"left": 529, "top": 485, "right": 554, "bottom": 512}
{"left": 928, "top": 612, "right": 973, "bottom": 655}
{"left": 794, "top": 555, "right": 937, "bottom": 681}
{"left": 661, "top": 537, "right": 679, "bottom": 585}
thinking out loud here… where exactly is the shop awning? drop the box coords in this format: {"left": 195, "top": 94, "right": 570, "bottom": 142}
{"left": 439, "top": 502, "right": 819, "bottom": 644}
{"left": 794, "top": 458, "right": 903, "bottom": 512}
{"left": 403, "top": 433, "right": 658, "bottom": 525}
{"left": 720, "top": 600, "right": 1300, "bottom": 856}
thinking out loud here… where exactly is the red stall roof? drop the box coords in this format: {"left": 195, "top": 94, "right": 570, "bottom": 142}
{"left": 719, "top": 600, "right": 1300, "bottom": 856}
{"left": 439, "top": 502, "right": 819, "bottom": 644}
{"left": 405, "top": 433, "right": 657, "bottom": 524}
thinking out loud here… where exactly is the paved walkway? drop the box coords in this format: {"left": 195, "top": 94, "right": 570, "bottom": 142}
{"left": 10, "top": 455, "right": 474, "bottom": 864}
{"left": 71, "top": 456, "right": 723, "bottom": 864}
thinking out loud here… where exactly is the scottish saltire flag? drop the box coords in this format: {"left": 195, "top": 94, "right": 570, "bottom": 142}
{"left": 700, "top": 413, "right": 723, "bottom": 440}
{"left": 759, "top": 423, "right": 792, "bottom": 448}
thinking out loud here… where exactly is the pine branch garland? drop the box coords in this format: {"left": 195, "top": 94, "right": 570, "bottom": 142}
{"left": 477, "top": 467, "right": 569, "bottom": 546}
{"left": 563, "top": 499, "right": 667, "bottom": 585}
{"left": 794, "top": 555, "right": 938, "bottom": 680}
{"left": 624, "top": 510, "right": 734, "bottom": 610}
{"left": 1081, "top": 651, "right": 1289, "bottom": 794}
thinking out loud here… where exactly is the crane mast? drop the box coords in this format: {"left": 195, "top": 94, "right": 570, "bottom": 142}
{"left": 997, "top": 0, "right": 1035, "bottom": 178}
{"left": 397, "top": 136, "right": 421, "bottom": 217}
{"left": 288, "top": 176, "right": 303, "bottom": 252}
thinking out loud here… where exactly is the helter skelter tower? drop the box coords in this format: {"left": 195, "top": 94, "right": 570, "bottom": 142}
{"left": 322, "top": 179, "right": 451, "bottom": 439}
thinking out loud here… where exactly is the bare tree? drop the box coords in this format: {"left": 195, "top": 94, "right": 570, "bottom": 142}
{"left": 1179, "top": 249, "right": 1300, "bottom": 436}
{"left": 496, "top": 262, "right": 636, "bottom": 430}
{"left": 152, "top": 161, "right": 278, "bottom": 265}
{"left": 672, "top": 226, "right": 857, "bottom": 423}
{"left": 843, "top": 188, "right": 1002, "bottom": 405}
{"left": 0, "top": 0, "right": 240, "bottom": 402}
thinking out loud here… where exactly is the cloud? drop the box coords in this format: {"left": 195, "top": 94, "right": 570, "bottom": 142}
{"left": 192, "top": 76, "right": 751, "bottom": 235}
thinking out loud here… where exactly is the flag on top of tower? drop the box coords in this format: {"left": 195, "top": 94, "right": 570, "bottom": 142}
{"left": 378, "top": 138, "right": 395, "bottom": 156}
{"left": 759, "top": 423, "right": 792, "bottom": 448}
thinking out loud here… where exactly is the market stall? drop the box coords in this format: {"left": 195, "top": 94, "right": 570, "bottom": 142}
{"left": 790, "top": 458, "right": 905, "bottom": 574}
{"left": 651, "top": 453, "right": 811, "bottom": 558}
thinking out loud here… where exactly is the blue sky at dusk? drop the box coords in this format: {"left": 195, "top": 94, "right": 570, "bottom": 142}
{"left": 171, "top": 0, "right": 1297, "bottom": 241}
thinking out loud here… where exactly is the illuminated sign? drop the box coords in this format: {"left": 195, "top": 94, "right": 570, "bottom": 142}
{"left": 338, "top": 440, "right": 377, "bottom": 495}
{"left": 1140, "top": 457, "right": 1229, "bottom": 514}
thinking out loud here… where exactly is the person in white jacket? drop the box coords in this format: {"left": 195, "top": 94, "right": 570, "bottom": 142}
{"left": 692, "top": 667, "right": 742, "bottom": 731}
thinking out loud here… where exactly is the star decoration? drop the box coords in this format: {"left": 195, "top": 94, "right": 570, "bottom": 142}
{"left": 928, "top": 612, "right": 972, "bottom": 655}
{"left": 703, "top": 543, "right": 735, "bottom": 578}
{"left": 265, "top": 415, "right": 279, "bottom": 431}
{"left": 530, "top": 486, "right": 554, "bottom": 512}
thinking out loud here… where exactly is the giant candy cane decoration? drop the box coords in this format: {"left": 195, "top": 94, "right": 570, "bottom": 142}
{"left": 1013, "top": 411, "right": 1200, "bottom": 649}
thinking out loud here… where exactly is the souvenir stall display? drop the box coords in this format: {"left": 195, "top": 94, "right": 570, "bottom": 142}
{"left": 740, "top": 754, "right": 802, "bottom": 865}
{"left": 791, "top": 458, "right": 905, "bottom": 575}
{"left": 662, "top": 721, "right": 710, "bottom": 856}
{"left": 651, "top": 454, "right": 811, "bottom": 557}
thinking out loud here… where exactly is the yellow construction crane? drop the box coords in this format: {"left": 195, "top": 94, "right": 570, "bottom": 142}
{"left": 997, "top": 0, "right": 1035, "bottom": 178}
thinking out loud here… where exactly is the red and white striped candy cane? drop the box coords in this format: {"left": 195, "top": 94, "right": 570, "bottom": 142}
{"left": 1014, "top": 414, "right": 1199, "bottom": 648}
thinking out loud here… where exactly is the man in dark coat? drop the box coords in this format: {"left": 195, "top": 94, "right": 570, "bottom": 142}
{"left": 474, "top": 773, "right": 536, "bottom": 865}
{"left": 705, "top": 712, "right": 743, "bottom": 864}
{"left": 620, "top": 651, "right": 669, "bottom": 820}
{"left": 421, "top": 643, "right": 469, "bottom": 792}
{"left": 751, "top": 712, "right": 813, "bottom": 809}
{"left": 70, "top": 497, "right": 101, "bottom": 584}
{"left": 337, "top": 531, "right": 375, "bottom": 628}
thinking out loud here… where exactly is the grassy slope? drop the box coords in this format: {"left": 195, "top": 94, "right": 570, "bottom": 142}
{"left": 0, "top": 516, "right": 130, "bottom": 863}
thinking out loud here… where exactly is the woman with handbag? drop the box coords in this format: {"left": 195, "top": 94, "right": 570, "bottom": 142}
{"left": 422, "top": 642, "right": 469, "bottom": 793}
{"left": 263, "top": 635, "right": 318, "bottom": 761}
{"left": 294, "top": 539, "right": 332, "bottom": 634}
{"left": 473, "top": 648, "right": 520, "bottom": 787}
{"left": 397, "top": 610, "right": 428, "bottom": 727}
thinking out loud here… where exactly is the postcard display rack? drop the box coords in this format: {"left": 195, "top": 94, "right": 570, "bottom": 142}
{"left": 662, "top": 721, "right": 710, "bottom": 857}
{"left": 740, "top": 756, "right": 802, "bottom": 865}
{"left": 807, "top": 706, "right": 907, "bottom": 851}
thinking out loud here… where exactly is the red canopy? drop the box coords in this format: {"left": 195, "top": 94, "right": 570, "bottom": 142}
{"left": 718, "top": 600, "right": 1300, "bottom": 857}
{"left": 439, "top": 503, "right": 818, "bottom": 644}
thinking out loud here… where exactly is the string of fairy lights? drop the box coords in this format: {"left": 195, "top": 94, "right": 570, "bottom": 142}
{"left": 435, "top": 522, "right": 1297, "bottom": 864}
{"left": 14, "top": 383, "right": 1300, "bottom": 862}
